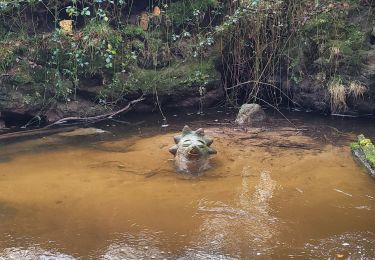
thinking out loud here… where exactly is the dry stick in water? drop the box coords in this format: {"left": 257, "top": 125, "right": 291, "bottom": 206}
{"left": 45, "top": 97, "right": 145, "bottom": 128}
{"left": 0, "top": 98, "right": 145, "bottom": 140}
{"left": 0, "top": 126, "right": 77, "bottom": 141}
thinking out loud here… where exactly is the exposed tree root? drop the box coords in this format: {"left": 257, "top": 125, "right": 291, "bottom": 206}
{"left": 44, "top": 97, "right": 145, "bottom": 128}
{"left": 0, "top": 97, "right": 144, "bottom": 141}
{"left": 0, "top": 126, "right": 77, "bottom": 141}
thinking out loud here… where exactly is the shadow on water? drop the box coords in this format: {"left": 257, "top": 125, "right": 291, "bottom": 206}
{"left": 0, "top": 202, "right": 17, "bottom": 219}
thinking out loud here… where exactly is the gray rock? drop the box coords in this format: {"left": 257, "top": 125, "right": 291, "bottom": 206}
{"left": 235, "top": 104, "right": 266, "bottom": 125}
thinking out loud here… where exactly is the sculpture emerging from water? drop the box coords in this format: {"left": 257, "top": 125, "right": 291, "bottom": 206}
{"left": 169, "top": 125, "right": 217, "bottom": 175}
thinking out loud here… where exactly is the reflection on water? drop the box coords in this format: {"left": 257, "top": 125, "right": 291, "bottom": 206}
{"left": 192, "top": 169, "right": 277, "bottom": 259}
{"left": 0, "top": 114, "right": 375, "bottom": 259}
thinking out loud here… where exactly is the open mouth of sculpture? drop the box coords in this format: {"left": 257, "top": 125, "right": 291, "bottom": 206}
{"left": 187, "top": 149, "right": 201, "bottom": 160}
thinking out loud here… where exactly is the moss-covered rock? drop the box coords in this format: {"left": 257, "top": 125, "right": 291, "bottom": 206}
{"left": 351, "top": 134, "right": 375, "bottom": 178}
{"left": 133, "top": 58, "right": 220, "bottom": 93}
{"left": 98, "top": 57, "right": 222, "bottom": 111}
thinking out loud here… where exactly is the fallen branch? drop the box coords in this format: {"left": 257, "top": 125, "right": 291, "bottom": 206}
{"left": 252, "top": 142, "right": 320, "bottom": 150}
{"left": 206, "top": 122, "right": 232, "bottom": 126}
{"left": 45, "top": 97, "right": 144, "bottom": 128}
{"left": 0, "top": 126, "right": 77, "bottom": 141}
{"left": 279, "top": 128, "right": 309, "bottom": 132}
{"left": 109, "top": 118, "right": 145, "bottom": 126}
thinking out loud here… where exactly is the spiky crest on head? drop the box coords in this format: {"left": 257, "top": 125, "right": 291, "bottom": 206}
{"left": 204, "top": 137, "right": 213, "bottom": 146}
{"left": 208, "top": 147, "right": 217, "bottom": 154}
{"left": 174, "top": 135, "right": 181, "bottom": 144}
{"left": 195, "top": 128, "right": 204, "bottom": 136}
{"left": 182, "top": 125, "right": 192, "bottom": 136}
{"left": 169, "top": 145, "right": 178, "bottom": 155}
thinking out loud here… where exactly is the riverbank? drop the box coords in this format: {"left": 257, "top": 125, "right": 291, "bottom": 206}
{"left": 0, "top": 0, "right": 374, "bottom": 129}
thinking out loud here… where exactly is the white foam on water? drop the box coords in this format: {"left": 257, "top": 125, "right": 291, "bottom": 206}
{"left": 0, "top": 247, "right": 76, "bottom": 260}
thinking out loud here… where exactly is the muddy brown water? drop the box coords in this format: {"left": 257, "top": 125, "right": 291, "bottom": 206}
{"left": 0, "top": 112, "right": 375, "bottom": 259}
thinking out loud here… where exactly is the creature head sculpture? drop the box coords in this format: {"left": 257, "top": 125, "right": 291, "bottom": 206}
{"left": 169, "top": 125, "right": 217, "bottom": 175}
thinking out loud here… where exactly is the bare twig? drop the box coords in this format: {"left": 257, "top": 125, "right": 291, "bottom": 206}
{"left": 44, "top": 97, "right": 144, "bottom": 128}
{"left": 252, "top": 142, "right": 320, "bottom": 150}
{"left": 0, "top": 126, "right": 77, "bottom": 141}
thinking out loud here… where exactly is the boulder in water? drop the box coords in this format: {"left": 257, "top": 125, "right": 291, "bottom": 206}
{"left": 235, "top": 103, "right": 266, "bottom": 126}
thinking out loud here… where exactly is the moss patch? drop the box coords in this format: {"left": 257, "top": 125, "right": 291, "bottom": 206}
{"left": 301, "top": 9, "right": 367, "bottom": 71}
{"left": 0, "top": 46, "right": 14, "bottom": 73}
{"left": 100, "top": 58, "right": 220, "bottom": 100}
{"left": 130, "top": 58, "right": 219, "bottom": 92}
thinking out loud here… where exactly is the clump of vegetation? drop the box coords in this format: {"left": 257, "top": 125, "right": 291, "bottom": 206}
{"left": 0, "top": 45, "right": 14, "bottom": 72}
{"left": 300, "top": 5, "right": 367, "bottom": 72}
{"left": 11, "top": 61, "right": 34, "bottom": 85}
{"left": 327, "top": 76, "right": 369, "bottom": 113}
{"left": 281, "top": 0, "right": 373, "bottom": 113}
{"left": 167, "top": 0, "right": 220, "bottom": 27}
{"left": 349, "top": 81, "right": 367, "bottom": 100}
{"left": 328, "top": 77, "right": 347, "bottom": 113}
{"left": 121, "top": 25, "right": 146, "bottom": 39}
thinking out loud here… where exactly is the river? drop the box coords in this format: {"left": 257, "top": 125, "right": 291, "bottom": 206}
{"left": 0, "top": 110, "right": 375, "bottom": 259}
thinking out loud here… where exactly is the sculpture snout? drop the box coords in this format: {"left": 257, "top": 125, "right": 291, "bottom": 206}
{"left": 187, "top": 145, "right": 202, "bottom": 159}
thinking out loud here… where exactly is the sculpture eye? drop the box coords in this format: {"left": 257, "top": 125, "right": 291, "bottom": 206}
{"left": 183, "top": 140, "right": 191, "bottom": 147}
{"left": 197, "top": 140, "right": 205, "bottom": 149}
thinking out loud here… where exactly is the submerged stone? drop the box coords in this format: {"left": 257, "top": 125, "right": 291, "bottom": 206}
{"left": 169, "top": 125, "right": 216, "bottom": 175}
{"left": 0, "top": 202, "right": 17, "bottom": 219}
{"left": 56, "top": 128, "right": 109, "bottom": 137}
